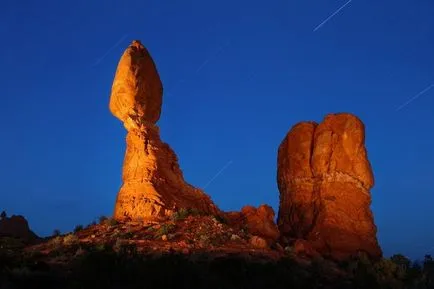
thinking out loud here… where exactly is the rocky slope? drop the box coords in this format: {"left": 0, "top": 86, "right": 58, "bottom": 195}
{"left": 0, "top": 213, "right": 414, "bottom": 289}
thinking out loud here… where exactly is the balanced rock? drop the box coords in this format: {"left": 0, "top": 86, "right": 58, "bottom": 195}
{"left": 110, "top": 40, "right": 220, "bottom": 221}
{"left": 277, "top": 113, "right": 381, "bottom": 260}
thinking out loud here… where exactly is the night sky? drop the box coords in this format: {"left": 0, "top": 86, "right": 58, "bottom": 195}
{"left": 1, "top": 0, "right": 433, "bottom": 259}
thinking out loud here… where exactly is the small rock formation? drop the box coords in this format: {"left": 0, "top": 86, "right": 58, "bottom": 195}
{"left": 110, "top": 40, "right": 220, "bottom": 221}
{"left": 292, "top": 239, "right": 320, "bottom": 258}
{"left": 277, "top": 113, "right": 382, "bottom": 260}
{"left": 0, "top": 214, "right": 39, "bottom": 241}
{"left": 226, "top": 205, "right": 279, "bottom": 242}
{"left": 249, "top": 235, "right": 269, "bottom": 249}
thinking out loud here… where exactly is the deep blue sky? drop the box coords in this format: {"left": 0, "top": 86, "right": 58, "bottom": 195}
{"left": 1, "top": 0, "right": 433, "bottom": 259}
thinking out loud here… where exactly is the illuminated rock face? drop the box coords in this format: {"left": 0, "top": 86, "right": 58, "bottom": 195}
{"left": 109, "top": 40, "right": 162, "bottom": 126}
{"left": 277, "top": 113, "right": 382, "bottom": 260}
{"left": 110, "top": 40, "right": 220, "bottom": 221}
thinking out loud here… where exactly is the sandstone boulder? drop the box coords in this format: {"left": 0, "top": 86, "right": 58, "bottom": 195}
{"left": 277, "top": 113, "right": 381, "bottom": 260}
{"left": 110, "top": 40, "right": 220, "bottom": 221}
{"left": 110, "top": 40, "right": 162, "bottom": 125}
{"left": 225, "top": 205, "right": 279, "bottom": 242}
{"left": 249, "top": 236, "right": 269, "bottom": 249}
{"left": 292, "top": 239, "right": 320, "bottom": 258}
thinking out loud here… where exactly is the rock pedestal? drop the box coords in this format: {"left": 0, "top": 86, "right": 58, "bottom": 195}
{"left": 277, "top": 113, "right": 382, "bottom": 260}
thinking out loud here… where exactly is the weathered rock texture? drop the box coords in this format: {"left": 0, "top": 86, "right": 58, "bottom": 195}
{"left": 110, "top": 40, "right": 162, "bottom": 126}
{"left": 0, "top": 215, "right": 38, "bottom": 241}
{"left": 277, "top": 113, "right": 382, "bottom": 260}
{"left": 110, "top": 40, "right": 220, "bottom": 221}
{"left": 226, "top": 205, "right": 279, "bottom": 242}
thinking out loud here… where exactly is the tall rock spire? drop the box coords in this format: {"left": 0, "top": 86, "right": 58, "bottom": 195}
{"left": 110, "top": 40, "right": 220, "bottom": 221}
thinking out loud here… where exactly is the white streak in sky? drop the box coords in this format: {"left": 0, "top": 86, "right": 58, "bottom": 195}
{"left": 91, "top": 34, "right": 129, "bottom": 67}
{"left": 203, "top": 160, "right": 233, "bottom": 189}
{"left": 313, "top": 0, "right": 353, "bottom": 32}
{"left": 396, "top": 83, "right": 434, "bottom": 111}
{"left": 166, "top": 40, "right": 231, "bottom": 96}
{"left": 195, "top": 40, "right": 231, "bottom": 74}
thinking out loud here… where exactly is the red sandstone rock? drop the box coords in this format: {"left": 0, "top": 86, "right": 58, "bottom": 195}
{"left": 277, "top": 113, "right": 381, "bottom": 260}
{"left": 292, "top": 239, "right": 320, "bottom": 258}
{"left": 225, "top": 205, "right": 279, "bottom": 242}
{"left": 249, "top": 236, "right": 269, "bottom": 249}
{"left": 110, "top": 40, "right": 162, "bottom": 125}
{"left": 110, "top": 40, "right": 220, "bottom": 221}
{"left": 241, "top": 205, "right": 279, "bottom": 241}
{"left": 0, "top": 214, "right": 38, "bottom": 241}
